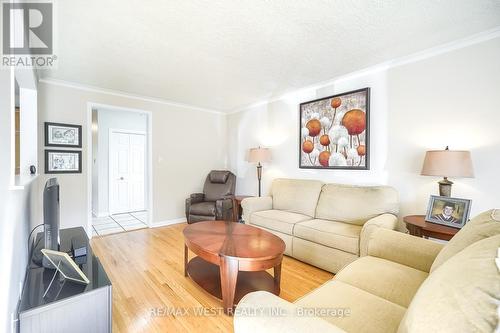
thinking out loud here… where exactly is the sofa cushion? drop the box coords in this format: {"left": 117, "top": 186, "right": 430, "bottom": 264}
{"left": 430, "top": 209, "right": 500, "bottom": 272}
{"left": 250, "top": 226, "right": 293, "bottom": 256}
{"left": 271, "top": 178, "right": 323, "bottom": 217}
{"left": 250, "top": 210, "right": 310, "bottom": 235}
{"left": 315, "top": 184, "right": 399, "bottom": 225}
{"left": 293, "top": 237, "right": 358, "bottom": 273}
{"left": 296, "top": 280, "right": 406, "bottom": 333}
{"left": 398, "top": 234, "right": 500, "bottom": 333}
{"left": 189, "top": 201, "right": 216, "bottom": 216}
{"left": 336, "top": 256, "right": 428, "bottom": 307}
{"left": 293, "top": 219, "right": 361, "bottom": 254}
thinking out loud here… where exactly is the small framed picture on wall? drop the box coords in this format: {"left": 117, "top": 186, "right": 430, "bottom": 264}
{"left": 45, "top": 122, "right": 82, "bottom": 148}
{"left": 45, "top": 150, "right": 82, "bottom": 174}
{"left": 425, "top": 195, "right": 471, "bottom": 229}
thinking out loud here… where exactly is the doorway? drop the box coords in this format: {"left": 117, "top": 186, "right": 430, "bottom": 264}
{"left": 88, "top": 104, "right": 152, "bottom": 237}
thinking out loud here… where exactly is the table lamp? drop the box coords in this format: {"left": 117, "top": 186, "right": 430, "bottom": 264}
{"left": 248, "top": 147, "right": 271, "bottom": 197}
{"left": 421, "top": 146, "right": 474, "bottom": 197}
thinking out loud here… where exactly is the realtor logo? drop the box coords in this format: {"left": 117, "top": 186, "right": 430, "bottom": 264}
{"left": 2, "top": 1, "right": 56, "bottom": 67}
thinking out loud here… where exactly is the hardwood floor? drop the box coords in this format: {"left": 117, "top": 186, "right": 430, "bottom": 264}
{"left": 91, "top": 223, "right": 333, "bottom": 333}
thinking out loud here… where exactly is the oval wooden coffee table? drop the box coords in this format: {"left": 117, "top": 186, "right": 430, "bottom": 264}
{"left": 183, "top": 221, "right": 285, "bottom": 315}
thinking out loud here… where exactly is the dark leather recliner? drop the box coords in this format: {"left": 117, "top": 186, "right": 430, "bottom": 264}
{"left": 185, "top": 170, "right": 236, "bottom": 224}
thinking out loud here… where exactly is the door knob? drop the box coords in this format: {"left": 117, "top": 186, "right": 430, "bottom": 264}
{"left": 120, "top": 177, "right": 124, "bottom": 180}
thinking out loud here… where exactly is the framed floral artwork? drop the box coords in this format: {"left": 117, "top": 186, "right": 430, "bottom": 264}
{"left": 299, "top": 88, "right": 370, "bottom": 169}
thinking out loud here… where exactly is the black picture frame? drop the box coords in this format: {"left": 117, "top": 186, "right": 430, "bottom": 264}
{"left": 45, "top": 122, "right": 82, "bottom": 148}
{"left": 425, "top": 195, "right": 472, "bottom": 229}
{"left": 45, "top": 150, "right": 82, "bottom": 174}
{"left": 299, "top": 87, "right": 370, "bottom": 170}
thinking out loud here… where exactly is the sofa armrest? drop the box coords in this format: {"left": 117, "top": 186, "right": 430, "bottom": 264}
{"left": 359, "top": 213, "right": 399, "bottom": 256}
{"left": 241, "top": 196, "right": 272, "bottom": 224}
{"left": 367, "top": 228, "right": 444, "bottom": 272}
{"left": 234, "top": 291, "right": 346, "bottom": 333}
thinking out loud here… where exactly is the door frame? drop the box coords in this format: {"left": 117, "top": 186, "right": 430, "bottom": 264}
{"left": 108, "top": 128, "right": 147, "bottom": 215}
{"left": 86, "top": 102, "right": 153, "bottom": 238}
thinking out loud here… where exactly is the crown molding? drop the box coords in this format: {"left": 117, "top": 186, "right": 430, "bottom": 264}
{"left": 38, "top": 77, "right": 225, "bottom": 115}
{"left": 228, "top": 26, "right": 500, "bottom": 115}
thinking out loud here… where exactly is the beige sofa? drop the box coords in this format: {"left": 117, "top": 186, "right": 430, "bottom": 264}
{"left": 241, "top": 179, "right": 399, "bottom": 273}
{"left": 234, "top": 209, "right": 500, "bottom": 333}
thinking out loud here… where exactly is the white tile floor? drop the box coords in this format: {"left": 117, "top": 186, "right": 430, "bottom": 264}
{"left": 92, "top": 210, "right": 148, "bottom": 236}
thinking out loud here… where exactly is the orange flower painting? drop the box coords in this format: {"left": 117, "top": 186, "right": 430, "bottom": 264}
{"left": 299, "top": 88, "right": 370, "bottom": 169}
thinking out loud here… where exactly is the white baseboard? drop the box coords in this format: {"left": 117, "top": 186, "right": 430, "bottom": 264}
{"left": 92, "top": 210, "right": 110, "bottom": 218}
{"left": 151, "top": 218, "right": 186, "bottom": 228}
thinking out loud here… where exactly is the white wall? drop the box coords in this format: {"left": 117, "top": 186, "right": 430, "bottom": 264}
{"left": 92, "top": 108, "right": 148, "bottom": 216}
{"left": 35, "top": 35, "right": 500, "bottom": 232}
{"left": 15, "top": 67, "right": 38, "bottom": 181}
{"left": 0, "top": 68, "right": 38, "bottom": 333}
{"left": 38, "top": 82, "right": 227, "bottom": 230}
{"left": 227, "top": 70, "right": 389, "bottom": 191}
{"left": 227, "top": 36, "right": 500, "bottom": 219}
{"left": 385, "top": 37, "right": 500, "bottom": 218}
{"left": 19, "top": 88, "right": 38, "bottom": 177}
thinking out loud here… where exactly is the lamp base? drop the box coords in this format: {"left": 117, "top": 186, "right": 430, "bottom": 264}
{"left": 438, "top": 177, "right": 453, "bottom": 197}
{"left": 257, "top": 163, "right": 262, "bottom": 197}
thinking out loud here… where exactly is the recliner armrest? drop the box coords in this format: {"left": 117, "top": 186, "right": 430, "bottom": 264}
{"left": 215, "top": 197, "right": 234, "bottom": 220}
{"left": 359, "top": 213, "right": 399, "bottom": 256}
{"left": 234, "top": 291, "right": 346, "bottom": 333}
{"left": 367, "top": 228, "right": 444, "bottom": 272}
{"left": 241, "top": 196, "right": 272, "bottom": 224}
{"left": 190, "top": 192, "right": 205, "bottom": 203}
{"left": 185, "top": 193, "right": 205, "bottom": 223}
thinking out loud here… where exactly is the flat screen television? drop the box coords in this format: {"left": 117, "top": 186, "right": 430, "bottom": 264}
{"left": 42, "top": 178, "right": 60, "bottom": 268}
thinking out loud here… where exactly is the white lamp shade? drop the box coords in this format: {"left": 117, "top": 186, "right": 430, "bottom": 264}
{"left": 248, "top": 147, "right": 271, "bottom": 163}
{"left": 421, "top": 150, "right": 474, "bottom": 178}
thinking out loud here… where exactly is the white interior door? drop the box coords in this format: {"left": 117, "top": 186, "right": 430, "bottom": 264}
{"left": 109, "top": 130, "right": 146, "bottom": 214}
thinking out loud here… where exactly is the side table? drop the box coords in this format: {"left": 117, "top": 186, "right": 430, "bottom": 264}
{"left": 403, "top": 215, "right": 459, "bottom": 241}
{"left": 233, "top": 195, "right": 253, "bottom": 222}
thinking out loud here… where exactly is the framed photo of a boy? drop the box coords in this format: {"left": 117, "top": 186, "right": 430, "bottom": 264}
{"left": 425, "top": 195, "right": 471, "bottom": 229}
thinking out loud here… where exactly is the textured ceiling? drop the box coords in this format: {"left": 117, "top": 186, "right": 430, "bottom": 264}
{"left": 40, "top": 0, "right": 500, "bottom": 111}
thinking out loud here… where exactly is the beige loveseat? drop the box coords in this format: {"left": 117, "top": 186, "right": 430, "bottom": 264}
{"left": 241, "top": 179, "right": 399, "bottom": 273}
{"left": 234, "top": 209, "right": 500, "bottom": 333}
